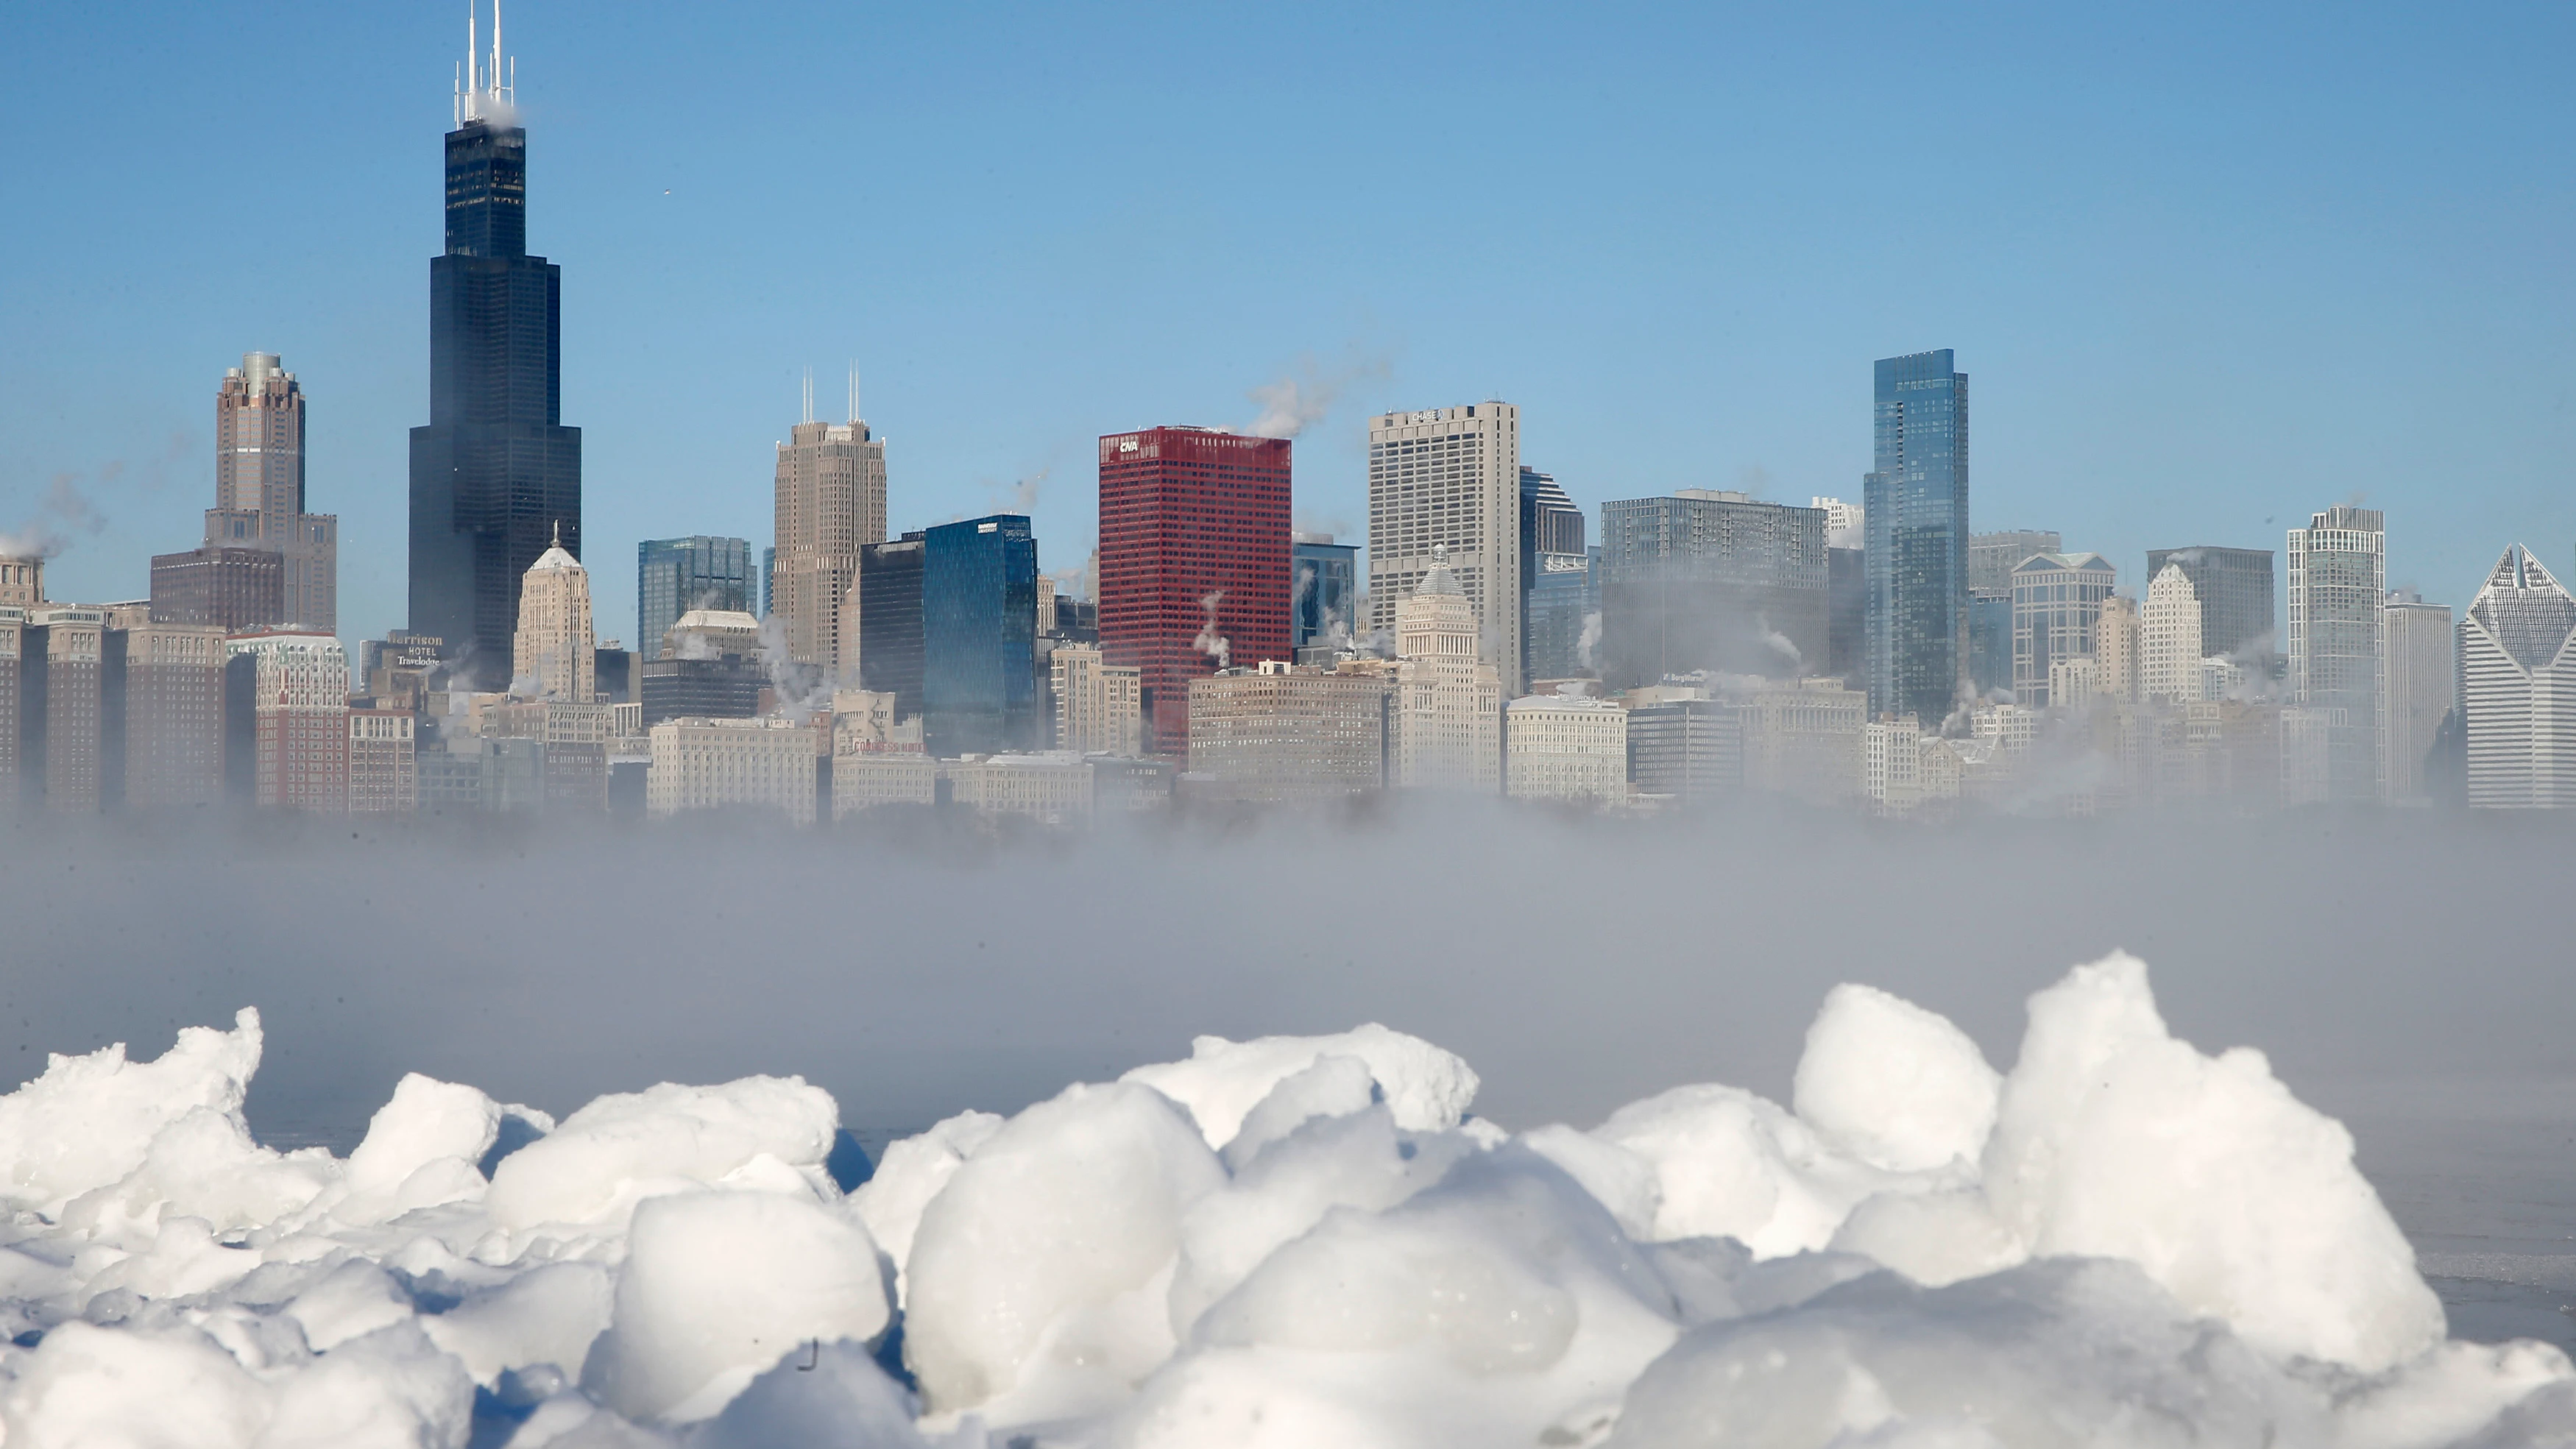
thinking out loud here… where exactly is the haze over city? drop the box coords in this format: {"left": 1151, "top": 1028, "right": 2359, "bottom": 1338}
{"left": 4, "top": 4, "right": 2576, "bottom": 1446}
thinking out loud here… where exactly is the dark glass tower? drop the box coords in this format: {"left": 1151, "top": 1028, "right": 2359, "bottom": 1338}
{"left": 1863, "top": 350, "right": 1969, "bottom": 725}
{"left": 408, "top": 84, "right": 580, "bottom": 689}
{"left": 922, "top": 515, "right": 1038, "bottom": 757}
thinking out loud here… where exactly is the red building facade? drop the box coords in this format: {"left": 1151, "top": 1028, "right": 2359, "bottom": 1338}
{"left": 1098, "top": 428, "right": 1291, "bottom": 756}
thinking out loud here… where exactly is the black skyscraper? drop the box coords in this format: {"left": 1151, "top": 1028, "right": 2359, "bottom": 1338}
{"left": 409, "top": 54, "right": 580, "bottom": 689}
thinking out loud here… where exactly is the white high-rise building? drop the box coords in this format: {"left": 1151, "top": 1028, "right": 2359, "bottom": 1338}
{"left": 648, "top": 716, "right": 818, "bottom": 823}
{"left": 1369, "top": 403, "right": 1522, "bottom": 692}
{"left": 2385, "top": 592, "right": 2456, "bottom": 804}
{"left": 2141, "top": 562, "right": 2205, "bottom": 703}
{"left": 1050, "top": 644, "right": 1142, "bottom": 757}
{"left": 1504, "top": 693, "right": 1625, "bottom": 804}
{"left": 2459, "top": 546, "right": 2576, "bottom": 809}
{"left": 512, "top": 529, "right": 595, "bottom": 702}
{"left": 1392, "top": 553, "right": 1501, "bottom": 792}
{"left": 2287, "top": 506, "right": 2386, "bottom": 801}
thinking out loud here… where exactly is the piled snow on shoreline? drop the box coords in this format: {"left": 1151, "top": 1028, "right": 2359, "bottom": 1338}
{"left": 1, "top": 954, "right": 2569, "bottom": 1446}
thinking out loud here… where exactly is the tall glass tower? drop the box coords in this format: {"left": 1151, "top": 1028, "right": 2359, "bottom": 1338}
{"left": 408, "top": 9, "right": 581, "bottom": 688}
{"left": 1862, "top": 350, "right": 1970, "bottom": 726}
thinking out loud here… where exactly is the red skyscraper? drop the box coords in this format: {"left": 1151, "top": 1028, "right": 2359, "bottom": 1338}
{"left": 1098, "top": 428, "right": 1292, "bottom": 756}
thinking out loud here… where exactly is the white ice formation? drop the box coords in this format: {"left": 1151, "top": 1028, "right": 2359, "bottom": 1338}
{"left": 1, "top": 956, "right": 2570, "bottom": 1446}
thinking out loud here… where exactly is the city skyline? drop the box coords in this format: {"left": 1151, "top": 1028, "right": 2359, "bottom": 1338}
{"left": 4, "top": 4, "right": 2567, "bottom": 655}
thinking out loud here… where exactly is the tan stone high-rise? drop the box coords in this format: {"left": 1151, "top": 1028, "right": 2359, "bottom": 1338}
{"left": 2095, "top": 595, "right": 2141, "bottom": 704}
{"left": 512, "top": 530, "right": 596, "bottom": 701}
{"left": 1051, "top": 644, "right": 1142, "bottom": 756}
{"left": 152, "top": 354, "right": 338, "bottom": 631}
{"left": 774, "top": 404, "right": 888, "bottom": 679}
{"left": 1393, "top": 553, "right": 1501, "bottom": 792}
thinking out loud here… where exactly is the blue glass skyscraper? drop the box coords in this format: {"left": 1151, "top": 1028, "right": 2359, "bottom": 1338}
{"left": 922, "top": 514, "right": 1038, "bottom": 757}
{"left": 636, "top": 536, "right": 754, "bottom": 659}
{"left": 1291, "top": 537, "right": 1358, "bottom": 653}
{"left": 1863, "top": 350, "right": 1970, "bottom": 725}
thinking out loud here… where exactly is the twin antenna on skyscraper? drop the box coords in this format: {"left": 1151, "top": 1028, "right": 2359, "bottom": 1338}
{"left": 799, "top": 366, "right": 864, "bottom": 425}
{"left": 455, "top": 1, "right": 516, "bottom": 127}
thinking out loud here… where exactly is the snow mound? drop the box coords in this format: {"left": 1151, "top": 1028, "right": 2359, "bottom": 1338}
{"left": 0, "top": 953, "right": 2559, "bottom": 1445}
{"left": 1121, "top": 1024, "right": 1479, "bottom": 1147}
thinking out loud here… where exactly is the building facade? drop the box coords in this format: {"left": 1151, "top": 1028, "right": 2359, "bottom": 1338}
{"left": 512, "top": 531, "right": 595, "bottom": 701}
{"left": 1370, "top": 404, "right": 1523, "bottom": 692}
{"left": 2459, "top": 545, "right": 2576, "bottom": 809}
{"left": 2287, "top": 506, "right": 2386, "bottom": 802}
{"left": 408, "top": 46, "right": 583, "bottom": 689}
{"left": 637, "top": 536, "right": 754, "bottom": 661}
{"left": 20, "top": 608, "right": 107, "bottom": 811}
{"left": 1185, "top": 662, "right": 1391, "bottom": 804}
{"left": 2145, "top": 546, "right": 2276, "bottom": 662}
{"left": 347, "top": 709, "right": 419, "bottom": 813}
{"left": 1391, "top": 557, "right": 1502, "bottom": 792}
{"left": 1969, "top": 529, "right": 2056, "bottom": 699}
{"left": 774, "top": 416, "right": 888, "bottom": 676}
{"left": 943, "top": 753, "right": 1094, "bottom": 823}
{"left": 1099, "top": 427, "right": 1292, "bottom": 756}
{"left": 230, "top": 631, "right": 350, "bottom": 812}
{"left": 1738, "top": 677, "right": 1866, "bottom": 807}
{"left": 2009, "top": 552, "right": 2116, "bottom": 709}
{"left": 149, "top": 548, "right": 284, "bottom": 632}
{"left": 2385, "top": 592, "right": 2456, "bottom": 804}
{"left": 1599, "top": 492, "right": 1829, "bottom": 689}
{"left": 2095, "top": 595, "right": 2142, "bottom": 704}
{"left": 647, "top": 716, "right": 818, "bottom": 823}
{"left": 1292, "top": 535, "right": 1359, "bottom": 655}
{"left": 1864, "top": 351, "right": 1971, "bottom": 725}
{"left": 922, "top": 514, "right": 1038, "bottom": 757}
{"left": 1627, "top": 697, "right": 1741, "bottom": 802}
{"left": 1504, "top": 695, "right": 1627, "bottom": 804}
{"left": 2141, "top": 563, "right": 2205, "bottom": 704}
{"left": 1050, "top": 644, "right": 1143, "bottom": 757}
{"left": 111, "top": 619, "right": 226, "bottom": 809}
{"left": 1520, "top": 467, "right": 1587, "bottom": 680}
{"left": 850, "top": 532, "right": 927, "bottom": 718}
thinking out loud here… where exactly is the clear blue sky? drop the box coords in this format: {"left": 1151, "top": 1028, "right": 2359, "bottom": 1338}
{"left": 3, "top": 1, "right": 2569, "bottom": 651}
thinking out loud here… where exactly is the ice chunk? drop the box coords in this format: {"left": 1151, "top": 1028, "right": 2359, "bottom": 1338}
{"left": 54, "top": 1105, "right": 341, "bottom": 1247}
{"left": 421, "top": 1259, "right": 613, "bottom": 1387}
{"left": 282, "top": 1258, "right": 413, "bottom": 1352}
{"left": 848, "top": 1108, "right": 1002, "bottom": 1307}
{"left": 1122, "top": 1024, "right": 1478, "bottom": 1147}
{"left": 1980, "top": 952, "right": 2445, "bottom": 1370}
{"left": 1167, "top": 1105, "right": 1479, "bottom": 1339}
{"left": 1792, "top": 984, "right": 1999, "bottom": 1174}
{"left": 1591, "top": 1084, "right": 1880, "bottom": 1256}
{"left": 1122, "top": 1147, "right": 1681, "bottom": 1448}
{"left": 687, "top": 1339, "right": 927, "bottom": 1448}
{"left": 0, "top": 1319, "right": 275, "bottom": 1447}
{"left": 904, "top": 1080, "right": 1225, "bottom": 1419}
{"left": 1218, "top": 1054, "right": 1378, "bottom": 1169}
{"left": 1521, "top": 1123, "right": 1663, "bottom": 1241}
{"left": 1603, "top": 1257, "right": 2311, "bottom": 1448}
{"left": 484, "top": 1076, "right": 841, "bottom": 1234}
{"left": 336, "top": 1072, "right": 502, "bottom": 1227}
{"left": 581, "top": 1188, "right": 893, "bottom": 1425}
{"left": 0, "top": 1007, "right": 265, "bottom": 1217}
{"left": 257, "top": 1319, "right": 475, "bottom": 1449}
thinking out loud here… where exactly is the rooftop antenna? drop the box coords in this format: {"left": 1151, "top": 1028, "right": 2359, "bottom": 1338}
{"left": 464, "top": 3, "right": 478, "bottom": 122}
{"left": 846, "top": 364, "right": 859, "bottom": 425}
{"left": 492, "top": 0, "right": 506, "bottom": 110}
{"left": 801, "top": 368, "right": 815, "bottom": 425}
